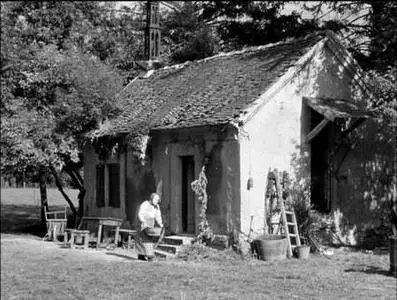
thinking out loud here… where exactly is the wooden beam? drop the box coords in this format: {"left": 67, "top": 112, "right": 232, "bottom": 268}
{"left": 341, "top": 117, "right": 366, "bottom": 139}
{"left": 306, "top": 118, "right": 329, "bottom": 143}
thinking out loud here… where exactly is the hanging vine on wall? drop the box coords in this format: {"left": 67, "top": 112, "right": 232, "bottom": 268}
{"left": 126, "top": 133, "right": 151, "bottom": 166}
{"left": 191, "top": 164, "right": 214, "bottom": 244}
{"left": 91, "top": 135, "right": 123, "bottom": 161}
{"left": 90, "top": 131, "right": 152, "bottom": 166}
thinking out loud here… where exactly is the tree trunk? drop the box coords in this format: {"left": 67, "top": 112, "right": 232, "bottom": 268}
{"left": 70, "top": 169, "right": 85, "bottom": 218}
{"left": 65, "top": 168, "right": 85, "bottom": 227}
{"left": 77, "top": 186, "right": 86, "bottom": 220}
{"left": 392, "top": 131, "right": 397, "bottom": 235}
{"left": 51, "top": 167, "right": 78, "bottom": 217}
{"left": 39, "top": 167, "right": 49, "bottom": 227}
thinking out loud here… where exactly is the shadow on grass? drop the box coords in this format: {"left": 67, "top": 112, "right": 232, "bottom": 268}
{"left": 105, "top": 252, "right": 137, "bottom": 260}
{"left": 0, "top": 204, "right": 74, "bottom": 238}
{"left": 345, "top": 266, "right": 394, "bottom": 277}
{"left": 1, "top": 204, "right": 45, "bottom": 237}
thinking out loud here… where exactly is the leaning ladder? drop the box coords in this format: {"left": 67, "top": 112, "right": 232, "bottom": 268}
{"left": 271, "top": 170, "right": 301, "bottom": 257}
{"left": 280, "top": 207, "right": 301, "bottom": 257}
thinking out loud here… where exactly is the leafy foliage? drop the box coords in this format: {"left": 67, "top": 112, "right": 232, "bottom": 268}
{"left": 303, "top": 2, "right": 397, "bottom": 72}
{"left": 191, "top": 165, "right": 214, "bottom": 244}
{"left": 1, "top": 1, "right": 123, "bottom": 219}
{"left": 162, "top": 2, "right": 218, "bottom": 63}
{"left": 176, "top": 243, "right": 243, "bottom": 262}
{"left": 200, "top": 1, "right": 319, "bottom": 51}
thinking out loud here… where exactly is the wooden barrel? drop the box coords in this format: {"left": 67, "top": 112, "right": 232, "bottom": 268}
{"left": 253, "top": 235, "right": 287, "bottom": 261}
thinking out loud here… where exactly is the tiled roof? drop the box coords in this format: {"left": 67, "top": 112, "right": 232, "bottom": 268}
{"left": 93, "top": 32, "right": 326, "bottom": 137}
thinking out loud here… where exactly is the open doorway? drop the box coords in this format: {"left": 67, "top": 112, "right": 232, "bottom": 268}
{"left": 310, "top": 108, "right": 332, "bottom": 213}
{"left": 181, "top": 156, "right": 195, "bottom": 233}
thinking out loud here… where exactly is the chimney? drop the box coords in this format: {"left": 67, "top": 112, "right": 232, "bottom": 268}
{"left": 144, "top": 1, "right": 161, "bottom": 61}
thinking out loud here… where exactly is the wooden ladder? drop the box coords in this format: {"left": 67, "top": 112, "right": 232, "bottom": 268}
{"left": 270, "top": 170, "right": 301, "bottom": 257}
{"left": 281, "top": 207, "right": 301, "bottom": 257}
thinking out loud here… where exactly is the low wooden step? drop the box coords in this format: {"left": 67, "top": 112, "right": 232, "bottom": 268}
{"left": 154, "top": 249, "right": 175, "bottom": 259}
{"left": 162, "top": 235, "right": 194, "bottom": 246}
{"left": 156, "top": 243, "right": 180, "bottom": 254}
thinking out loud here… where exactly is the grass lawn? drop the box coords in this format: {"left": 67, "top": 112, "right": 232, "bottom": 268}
{"left": 1, "top": 188, "right": 396, "bottom": 299}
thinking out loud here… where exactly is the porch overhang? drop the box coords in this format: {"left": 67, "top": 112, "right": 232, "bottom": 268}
{"left": 303, "top": 97, "right": 372, "bottom": 143}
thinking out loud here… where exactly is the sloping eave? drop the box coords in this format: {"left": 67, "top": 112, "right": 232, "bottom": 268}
{"left": 303, "top": 97, "right": 371, "bottom": 122}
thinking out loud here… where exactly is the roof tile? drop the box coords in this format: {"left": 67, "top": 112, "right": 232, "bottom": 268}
{"left": 94, "top": 32, "right": 325, "bottom": 137}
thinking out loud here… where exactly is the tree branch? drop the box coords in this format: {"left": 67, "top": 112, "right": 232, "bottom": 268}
{"left": 346, "top": 12, "right": 371, "bottom": 26}
{"left": 66, "top": 168, "right": 85, "bottom": 221}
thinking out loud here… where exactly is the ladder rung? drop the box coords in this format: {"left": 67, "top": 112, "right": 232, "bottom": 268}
{"left": 288, "top": 234, "right": 297, "bottom": 237}
{"left": 286, "top": 222, "right": 295, "bottom": 225}
{"left": 285, "top": 211, "right": 294, "bottom": 215}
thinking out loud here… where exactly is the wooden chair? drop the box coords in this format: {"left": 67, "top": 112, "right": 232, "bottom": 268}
{"left": 43, "top": 206, "right": 67, "bottom": 242}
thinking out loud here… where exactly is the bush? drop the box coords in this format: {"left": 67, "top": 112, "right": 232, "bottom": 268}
{"left": 176, "top": 243, "right": 244, "bottom": 262}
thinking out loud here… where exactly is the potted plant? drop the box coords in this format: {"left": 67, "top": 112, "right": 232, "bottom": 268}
{"left": 288, "top": 177, "right": 314, "bottom": 259}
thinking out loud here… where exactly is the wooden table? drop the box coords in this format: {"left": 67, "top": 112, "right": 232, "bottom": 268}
{"left": 96, "top": 217, "right": 123, "bottom": 249}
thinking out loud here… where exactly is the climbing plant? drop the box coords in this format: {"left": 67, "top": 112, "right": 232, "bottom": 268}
{"left": 191, "top": 165, "right": 214, "bottom": 244}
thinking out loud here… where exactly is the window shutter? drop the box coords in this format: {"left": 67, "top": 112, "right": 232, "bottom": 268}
{"left": 108, "top": 164, "right": 120, "bottom": 208}
{"left": 96, "top": 164, "right": 105, "bottom": 207}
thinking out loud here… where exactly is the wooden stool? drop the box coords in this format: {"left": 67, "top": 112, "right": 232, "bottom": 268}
{"left": 96, "top": 218, "right": 123, "bottom": 249}
{"left": 66, "top": 229, "right": 90, "bottom": 249}
{"left": 118, "top": 229, "right": 137, "bottom": 250}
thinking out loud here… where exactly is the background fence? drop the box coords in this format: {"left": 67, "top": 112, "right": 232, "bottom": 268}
{"left": 1, "top": 187, "right": 79, "bottom": 207}
{"left": 1, "top": 177, "right": 57, "bottom": 189}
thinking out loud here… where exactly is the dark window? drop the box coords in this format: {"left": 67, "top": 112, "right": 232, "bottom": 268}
{"left": 108, "top": 164, "right": 120, "bottom": 208}
{"left": 96, "top": 164, "right": 105, "bottom": 207}
{"left": 151, "top": 32, "right": 155, "bottom": 57}
{"left": 155, "top": 32, "right": 159, "bottom": 57}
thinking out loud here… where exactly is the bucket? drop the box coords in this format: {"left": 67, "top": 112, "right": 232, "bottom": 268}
{"left": 295, "top": 245, "right": 310, "bottom": 259}
{"left": 253, "top": 235, "right": 287, "bottom": 261}
{"left": 75, "top": 235, "right": 83, "bottom": 245}
{"left": 390, "top": 236, "right": 397, "bottom": 277}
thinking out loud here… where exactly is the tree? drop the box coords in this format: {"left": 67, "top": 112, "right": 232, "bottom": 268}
{"left": 1, "top": 1, "right": 123, "bottom": 225}
{"left": 302, "top": 1, "right": 397, "bottom": 72}
{"left": 162, "top": 2, "right": 218, "bottom": 63}
{"left": 199, "top": 1, "right": 318, "bottom": 51}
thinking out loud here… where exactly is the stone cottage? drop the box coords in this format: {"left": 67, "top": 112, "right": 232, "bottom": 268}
{"left": 84, "top": 30, "right": 393, "bottom": 245}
